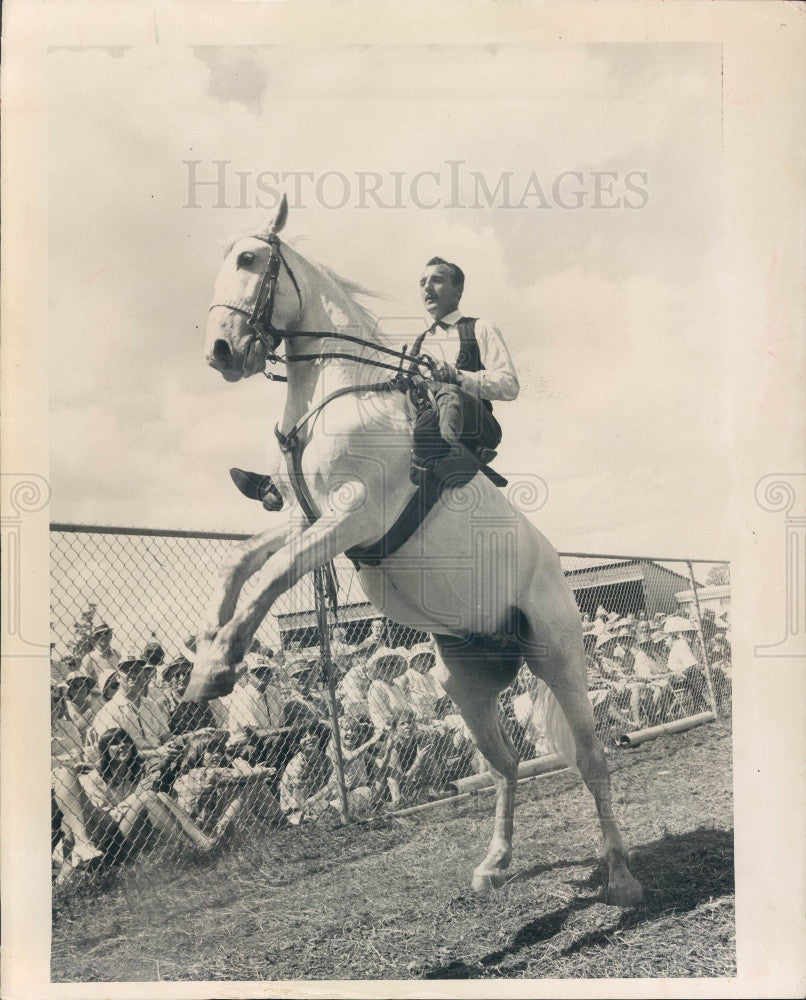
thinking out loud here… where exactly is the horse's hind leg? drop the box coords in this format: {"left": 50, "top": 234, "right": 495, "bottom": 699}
{"left": 521, "top": 620, "right": 644, "bottom": 907}
{"left": 433, "top": 635, "right": 519, "bottom": 893}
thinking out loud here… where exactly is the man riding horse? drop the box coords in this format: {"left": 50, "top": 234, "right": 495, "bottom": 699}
{"left": 230, "top": 256, "right": 519, "bottom": 508}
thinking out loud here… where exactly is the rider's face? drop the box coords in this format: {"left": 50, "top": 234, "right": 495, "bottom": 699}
{"left": 420, "top": 265, "right": 462, "bottom": 321}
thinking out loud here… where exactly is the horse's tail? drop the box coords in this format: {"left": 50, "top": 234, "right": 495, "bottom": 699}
{"left": 531, "top": 679, "right": 580, "bottom": 775}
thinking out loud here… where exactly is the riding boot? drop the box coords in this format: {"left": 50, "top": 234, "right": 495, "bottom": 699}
{"left": 230, "top": 468, "right": 284, "bottom": 512}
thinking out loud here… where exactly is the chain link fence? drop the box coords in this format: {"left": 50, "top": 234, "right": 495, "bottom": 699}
{"left": 50, "top": 524, "right": 731, "bottom": 891}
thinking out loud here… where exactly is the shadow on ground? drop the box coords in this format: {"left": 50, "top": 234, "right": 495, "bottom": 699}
{"left": 422, "top": 826, "right": 734, "bottom": 979}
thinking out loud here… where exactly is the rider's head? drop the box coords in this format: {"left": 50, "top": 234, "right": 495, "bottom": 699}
{"left": 420, "top": 257, "right": 464, "bottom": 321}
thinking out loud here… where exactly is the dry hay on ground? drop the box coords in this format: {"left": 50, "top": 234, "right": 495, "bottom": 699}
{"left": 53, "top": 719, "right": 735, "bottom": 982}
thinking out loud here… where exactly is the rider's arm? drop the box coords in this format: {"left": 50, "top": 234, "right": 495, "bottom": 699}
{"left": 457, "top": 319, "right": 520, "bottom": 402}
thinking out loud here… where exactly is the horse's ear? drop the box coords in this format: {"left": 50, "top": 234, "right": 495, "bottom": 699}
{"left": 269, "top": 194, "right": 288, "bottom": 235}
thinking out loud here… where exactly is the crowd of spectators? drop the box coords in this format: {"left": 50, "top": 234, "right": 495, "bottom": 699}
{"left": 580, "top": 605, "right": 732, "bottom": 740}
{"left": 50, "top": 604, "right": 731, "bottom": 886}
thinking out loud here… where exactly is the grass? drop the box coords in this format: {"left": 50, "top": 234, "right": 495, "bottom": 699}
{"left": 52, "top": 719, "right": 735, "bottom": 982}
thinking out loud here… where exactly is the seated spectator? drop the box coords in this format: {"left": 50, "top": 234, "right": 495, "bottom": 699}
{"left": 227, "top": 659, "right": 287, "bottom": 774}
{"left": 625, "top": 625, "right": 679, "bottom": 723}
{"left": 707, "top": 636, "right": 732, "bottom": 710}
{"left": 663, "top": 617, "right": 709, "bottom": 713}
{"left": 51, "top": 682, "right": 84, "bottom": 766}
{"left": 162, "top": 657, "right": 219, "bottom": 736}
{"left": 397, "top": 644, "right": 442, "bottom": 722}
{"left": 326, "top": 716, "right": 396, "bottom": 816}
{"left": 173, "top": 732, "right": 281, "bottom": 832}
{"left": 87, "top": 654, "right": 171, "bottom": 760}
{"left": 60, "top": 729, "right": 236, "bottom": 875}
{"left": 283, "top": 655, "right": 330, "bottom": 728}
{"left": 279, "top": 723, "right": 337, "bottom": 824}
{"left": 64, "top": 671, "right": 102, "bottom": 741}
{"left": 365, "top": 649, "right": 409, "bottom": 732}
{"left": 386, "top": 711, "right": 443, "bottom": 806}
{"left": 336, "top": 653, "right": 373, "bottom": 721}
{"left": 80, "top": 622, "right": 120, "bottom": 682}
{"left": 587, "top": 632, "right": 634, "bottom": 737}
{"left": 610, "top": 627, "right": 645, "bottom": 727}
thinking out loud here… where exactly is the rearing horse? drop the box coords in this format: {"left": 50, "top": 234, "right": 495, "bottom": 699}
{"left": 186, "top": 197, "right": 644, "bottom": 905}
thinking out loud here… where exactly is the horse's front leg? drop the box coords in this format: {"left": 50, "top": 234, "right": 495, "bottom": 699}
{"left": 202, "top": 516, "right": 301, "bottom": 634}
{"left": 186, "top": 498, "right": 370, "bottom": 701}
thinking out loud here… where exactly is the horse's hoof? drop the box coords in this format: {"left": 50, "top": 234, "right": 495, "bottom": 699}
{"left": 606, "top": 873, "right": 644, "bottom": 908}
{"left": 183, "top": 666, "right": 236, "bottom": 702}
{"left": 471, "top": 869, "right": 507, "bottom": 894}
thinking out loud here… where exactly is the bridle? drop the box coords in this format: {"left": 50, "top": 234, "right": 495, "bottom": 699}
{"left": 208, "top": 234, "right": 437, "bottom": 383}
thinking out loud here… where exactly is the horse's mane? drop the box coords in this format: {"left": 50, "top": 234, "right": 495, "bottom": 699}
{"left": 314, "top": 262, "right": 385, "bottom": 339}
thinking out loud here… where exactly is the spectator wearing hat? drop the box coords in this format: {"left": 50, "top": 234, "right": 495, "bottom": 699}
{"left": 282, "top": 655, "right": 330, "bottom": 728}
{"left": 64, "top": 671, "right": 102, "bottom": 740}
{"left": 87, "top": 654, "right": 170, "bottom": 759}
{"left": 161, "top": 657, "right": 219, "bottom": 736}
{"left": 663, "top": 617, "right": 709, "bottom": 714}
{"left": 227, "top": 658, "right": 286, "bottom": 755}
{"left": 397, "top": 644, "right": 442, "bottom": 722}
{"left": 586, "top": 632, "right": 634, "bottom": 737}
{"left": 365, "top": 648, "right": 409, "bottom": 732}
{"left": 80, "top": 623, "right": 120, "bottom": 683}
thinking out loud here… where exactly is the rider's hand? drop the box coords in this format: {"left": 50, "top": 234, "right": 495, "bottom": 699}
{"left": 432, "top": 361, "right": 459, "bottom": 384}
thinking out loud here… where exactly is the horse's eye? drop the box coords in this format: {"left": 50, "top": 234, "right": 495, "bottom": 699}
{"left": 237, "top": 251, "right": 256, "bottom": 268}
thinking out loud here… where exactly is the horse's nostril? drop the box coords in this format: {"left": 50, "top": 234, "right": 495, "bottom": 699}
{"left": 212, "top": 339, "right": 232, "bottom": 367}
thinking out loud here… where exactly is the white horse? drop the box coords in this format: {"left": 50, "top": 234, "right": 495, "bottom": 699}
{"left": 186, "top": 198, "right": 644, "bottom": 905}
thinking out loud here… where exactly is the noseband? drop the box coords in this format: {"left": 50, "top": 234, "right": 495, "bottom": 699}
{"left": 209, "top": 234, "right": 303, "bottom": 375}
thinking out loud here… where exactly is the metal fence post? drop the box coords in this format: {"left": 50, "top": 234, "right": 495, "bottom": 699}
{"left": 313, "top": 565, "right": 350, "bottom": 820}
{"left": 686, "top": 559, "right": 719, "bottom": 716}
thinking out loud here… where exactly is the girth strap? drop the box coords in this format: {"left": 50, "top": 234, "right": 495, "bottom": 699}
{"left": 274, "top": 375, "right": 442, "bottom": 570}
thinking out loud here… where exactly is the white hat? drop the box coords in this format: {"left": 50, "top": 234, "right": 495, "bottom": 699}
{"left": 596, "top": 631, "right": 619, "bottom": 649}
{"left": 366, "top": 647, "right": 408, "bottom": 680}
{"left": 407, "top": 643, "right": 436, "bottom": 668}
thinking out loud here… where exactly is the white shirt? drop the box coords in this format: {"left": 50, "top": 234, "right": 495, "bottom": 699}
{"left": 366, "top": 679, "right": 409, "bottom": 731}
{"left": 667, "top": 637, "right": 697, "bottom": 675}
{"left": 397, "top": 669, "right": 441, "bottom": 721}
{"left": 422, "top": 310, "right": 519, "bottom": 402}
{"left": 227, "top": 681, "right": 285, "bottom": 740}
{"left": 87, "top": 690, "right": 170, "bottom": 755}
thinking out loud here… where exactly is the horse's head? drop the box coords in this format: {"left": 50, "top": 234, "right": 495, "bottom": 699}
{"left": 204, "top": 196, "right": 301, "bottom": 382}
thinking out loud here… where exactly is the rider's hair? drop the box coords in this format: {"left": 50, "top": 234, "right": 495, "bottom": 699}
{"left": 425, "top": 257, "right": 464, "bottom": 293}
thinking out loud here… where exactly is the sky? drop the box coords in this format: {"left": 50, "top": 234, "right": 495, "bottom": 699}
{"left": 47, "top": 43, "right": 727, "bottom": 559}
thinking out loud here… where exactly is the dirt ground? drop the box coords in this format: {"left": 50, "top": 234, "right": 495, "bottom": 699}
{"left": 52, "top": 719, "right": 735, "bottom": 982}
